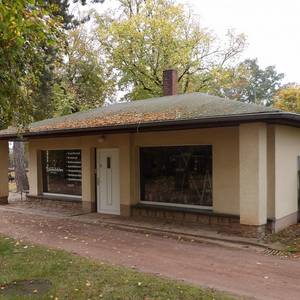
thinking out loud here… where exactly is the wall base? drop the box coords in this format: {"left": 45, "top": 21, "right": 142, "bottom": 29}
{"left": 26, "top": 195, "right": 82, "bottom": 211}
{"left": 269, "top": 212, "right": 298, "bottom": 233}
{"left": 26, "top": 195, "right": 97, "bottom": 213}
{"left": 120, "top": 204, "right": 131, "bottom": 217}
{"left": 0, "top": 196, "right": 8, "bottom": 205}
{"left": 131, "top": 203, "right": 275, "bottom": 238}
{"left": 238, "top": 224, "right": 271, "bottom": 238}
{"left": 82, "top": 201, "right": 96, "bottom": 213}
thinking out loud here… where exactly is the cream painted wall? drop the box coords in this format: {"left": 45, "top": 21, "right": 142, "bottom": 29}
{"left": 132, "top": 127, "right": 240, "bottom": 215}
{"left": 0, "top": 141, "right": 9, "bottom": 198}
{"left": 27, "top": 134, "right": 131, "bottom": 210}
{"left": 27, "top": 127, "right": 240, "bottom": 215}
{"left": 239, "top": 123, "right": 267, "bottom": 226}
{"left": 23, "top": 123, "right": 300, "bottom": 225}
{"left": 28, "top": 143, "right": 39, "bottom": 195}
{"left": 274, "top": 125, "right": 300, "bottom": 219}
{"left": 267, "top": 125, "right": 275, "bottom": 220}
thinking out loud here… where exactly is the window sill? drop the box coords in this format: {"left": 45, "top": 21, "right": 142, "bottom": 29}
{"left": 140, "top": 201, "right": 212, "bottom": 210}
{"left": 133, "top": 202, "right": 239, "bottom": 219}
{"left": 27, "top": 194, "right": 82, "bottom": 203}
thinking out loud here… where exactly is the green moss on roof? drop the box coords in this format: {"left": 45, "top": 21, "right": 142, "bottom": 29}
{"left": 0, "top": 92, "right": 280, "bottom": 136}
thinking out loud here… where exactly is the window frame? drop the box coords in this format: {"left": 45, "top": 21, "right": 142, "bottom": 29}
{"left": 40, "top": 148, "right": 83, "bottom": 199}
{"left": 138, "top": 144, "right": 213, "bottom": 210}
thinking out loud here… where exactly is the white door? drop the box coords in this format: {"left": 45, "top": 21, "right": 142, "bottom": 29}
{"left": 97, "top": 148, "right": 120, "bottom": 215}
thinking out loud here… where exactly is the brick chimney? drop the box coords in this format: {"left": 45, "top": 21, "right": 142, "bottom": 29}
{"left": 163, "top": 69, "right": 178, "bottom": 96}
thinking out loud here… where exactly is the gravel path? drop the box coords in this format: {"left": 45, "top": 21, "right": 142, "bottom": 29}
{"left": 0, "top": 209, "right": 299, "bottom": 300}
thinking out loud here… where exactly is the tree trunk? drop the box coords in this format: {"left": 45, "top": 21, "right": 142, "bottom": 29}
{"left": 13, "top": 141, "right": 29, "bottom": 192}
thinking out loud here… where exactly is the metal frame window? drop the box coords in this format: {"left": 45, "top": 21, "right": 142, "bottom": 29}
{"left": 139, "top": 145, "right": 212, "bottom": 208}
{"left": 41, "top": 149, "right": 82, "bottom": 197}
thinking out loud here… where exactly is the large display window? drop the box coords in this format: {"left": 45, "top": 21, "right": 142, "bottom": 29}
{"left": 140, "top": 145, "right": 212, "bottom": 207}
{"left": 41, "top": 149, "right": 82, "bottom": 197}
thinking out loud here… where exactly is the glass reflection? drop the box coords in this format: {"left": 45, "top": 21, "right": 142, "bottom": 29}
{"left": 140, "top": 146, "right": 212, "bottom": 206}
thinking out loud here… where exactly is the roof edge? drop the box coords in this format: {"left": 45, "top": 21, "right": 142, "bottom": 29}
{"left": 1, "top": 111, "right": 300, "bottom": 140}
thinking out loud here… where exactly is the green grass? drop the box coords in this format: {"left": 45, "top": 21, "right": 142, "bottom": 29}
{"left": 0, "top": 236, "right": 236, "bottom": 300}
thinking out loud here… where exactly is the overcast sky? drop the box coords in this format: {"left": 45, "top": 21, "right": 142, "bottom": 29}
{"left": 187, "top": 0, "right": 300, "bottom": 84}
{"left": 85, "top": 0, "right": 300, "bottom": 84}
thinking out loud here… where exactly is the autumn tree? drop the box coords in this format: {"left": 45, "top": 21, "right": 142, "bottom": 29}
{"left": 0, "top": 0, "right": 65, "bottom": 193}
{"left": 46, "top": 0, "right": 105, "bottom": 30}
{"left": 51, "top": 26, "right": 115, "bottom": 116}
{"left": 0, "top": 0, "right": 64, "bottom": 129}
{"left": 203, "top": 59, "right": 284, "bottom": 106}
{"left": 95, "top": 0, "right": 246, "bottom": 100}
{"left": 32, "top": 0, "right": 106, "bottom": 121}
{"left": 1, "top": 1, "right": 107, "bottom": 192}
{"left": 274, "top": 84, "right": 300, "bottom": 113}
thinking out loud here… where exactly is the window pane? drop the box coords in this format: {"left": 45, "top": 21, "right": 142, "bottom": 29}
{"left": 140, "top": 146, "right": 212, "bottom": 206}
{"left": 41, "top": 150, "right": 82, "bottom": 196}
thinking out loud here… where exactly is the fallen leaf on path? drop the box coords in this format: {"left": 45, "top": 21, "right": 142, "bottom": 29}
{"left": 86, "top": 281, "right": 91, "bottom": 287}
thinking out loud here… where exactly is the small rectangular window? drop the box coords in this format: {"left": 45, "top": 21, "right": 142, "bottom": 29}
{"left": 41, "top": 149, "right": 82, "bottom": 196}
{"left": 107, "top": 157, "right": 111, "bottom": 169}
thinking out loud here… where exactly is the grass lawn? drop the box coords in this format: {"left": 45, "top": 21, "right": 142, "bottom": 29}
{"left": 0, "top": 236, "right": 235, "bottom": 300}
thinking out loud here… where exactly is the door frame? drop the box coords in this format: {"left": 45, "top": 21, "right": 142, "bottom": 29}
{"left": 96, "top": 148, "right": 120, "bottom": 215}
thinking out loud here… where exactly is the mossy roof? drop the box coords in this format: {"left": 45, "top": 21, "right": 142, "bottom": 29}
{"left": 4, "top": 92, "right": 300, "bottom": 140}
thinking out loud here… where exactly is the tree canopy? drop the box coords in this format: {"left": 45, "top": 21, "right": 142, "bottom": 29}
{"left": 0, "top": 0, "right": 64, "bottom": 129}
{"left": 31, "top": 0, "right": 108, "bottom": 121}
{"left": 95, "top": 0, "right": 246, "bottom": 100}
{"left": 274, "top": 84, "right": 300, "bottom": 113}
{"left": 0, "top": 0, "right": 289, "bottom": 130}
{"left": 206, "top": 59, "right": 284, "bottom": 106}
{"left": 51, "top": 26, "right": 115, "bottom": 116}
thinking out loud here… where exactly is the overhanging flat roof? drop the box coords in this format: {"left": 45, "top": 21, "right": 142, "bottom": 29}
{"left": 1, "top": 112, "right": 300, "bottom": 140}
{"left": 1, "top": 92, "right": 300, "bottom": 140}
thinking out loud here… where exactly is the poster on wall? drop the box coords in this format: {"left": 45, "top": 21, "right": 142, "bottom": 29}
{"left": 42, "top": 149, "right": 82, "bottom": 196}
{"left": 65, "top": 150, "right": 82, "bottom": 184}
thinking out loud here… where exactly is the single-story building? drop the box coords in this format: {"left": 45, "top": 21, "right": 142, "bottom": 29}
{"left": 1, "top": 70, "right": 300, "bottom": 237}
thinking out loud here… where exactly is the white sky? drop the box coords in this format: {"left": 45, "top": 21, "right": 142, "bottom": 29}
{"left": 186, "top": 0, "right": 300, "bottom": 84}
{"left": 85, "top": 0, "right": 300, "bottom": 84}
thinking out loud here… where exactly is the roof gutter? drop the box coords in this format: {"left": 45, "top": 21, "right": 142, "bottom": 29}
{"left": 1, "top": 112, "right": 300, "bottom": 140}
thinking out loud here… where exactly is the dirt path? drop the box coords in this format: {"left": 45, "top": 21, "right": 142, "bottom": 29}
{"left": 0, "top": 209, "right": 299, "bottom": 300}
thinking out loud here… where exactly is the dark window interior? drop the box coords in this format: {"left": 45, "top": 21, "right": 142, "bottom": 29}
{"left": 107, "top": 157, "right": 111, "bottom": 169}
{"left": 140, "top": 145, "right": 212, "bottom": 207}
{"left": 41, "top": 150, "right": 82, "bottom": 197}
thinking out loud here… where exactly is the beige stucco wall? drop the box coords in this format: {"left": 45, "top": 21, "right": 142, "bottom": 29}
{"left": 28, "top": 134, "right": 131, "bottom": 212}
{"left": 27, "top": 127, "right": 240, "bottom": 216}
{"left": 0, "top": 141, "right": 9, "bottom": 199}
{"left": 239, "top": 123, "right": 267, "bottom": 225}
{"left": 267, "top": 125, "right": 276, "bottom": 220}
{"left": 22, "top": 123, "right": 300, "bottom": 227}
{"left": 274, "top": 125, "right": 300, "bottom": 220}
{"left": 239, "top": 123, "right": 300, "bottom": 226}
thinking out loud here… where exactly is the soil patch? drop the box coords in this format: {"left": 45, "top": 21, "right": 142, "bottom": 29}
{"left": 0, "top": 279, "right": 52, "bottom": 297}
{"left": 266, "top": 223, "right": 300, "bottom": 257}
